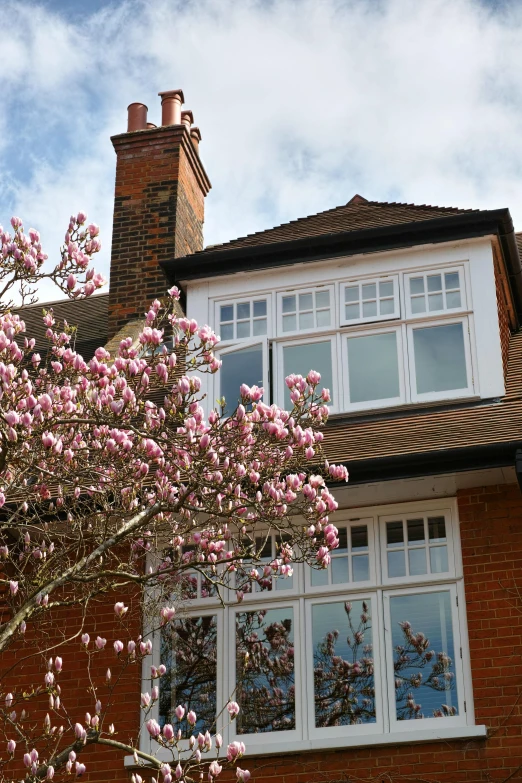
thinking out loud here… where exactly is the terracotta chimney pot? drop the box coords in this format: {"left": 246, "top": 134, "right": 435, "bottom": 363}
{"left": 127, "top": 103, "right": 148, "bottom": 133}
{"left": 158, "top": 89, "right": 185, "bottom": 126}
{"left": 146, "top": 122, "right": 157, "bottom": 129}
{"left": 181, "top": 110, "right": 194, "bottom": 132}
{"left": 190, "top": 126, "right": 202, "bottom": 153}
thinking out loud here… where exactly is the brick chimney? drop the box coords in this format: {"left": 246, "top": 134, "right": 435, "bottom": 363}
{"left": 108, "top": 90, "right": 211, "bottom": 338}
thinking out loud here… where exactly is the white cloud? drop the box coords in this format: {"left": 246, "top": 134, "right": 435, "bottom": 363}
{"left": 1, "top": 0, "right": 522, "bottom": 301}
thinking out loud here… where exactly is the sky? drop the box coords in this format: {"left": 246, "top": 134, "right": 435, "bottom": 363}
{"left": 1, "top": 0, "right": 522, "bottom": 301}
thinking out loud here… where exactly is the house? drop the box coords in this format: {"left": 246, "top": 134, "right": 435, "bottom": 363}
{"left": 19, "top": 89, "right": 522, "bottom": 781}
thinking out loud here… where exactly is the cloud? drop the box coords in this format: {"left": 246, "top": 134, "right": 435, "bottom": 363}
{"left": 1, "top": 0, "right": 522, "bottom": 301}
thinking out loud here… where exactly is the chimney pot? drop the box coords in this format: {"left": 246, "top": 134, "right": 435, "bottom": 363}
{"left": 181, "top": 110, "right": 194, "bottom": 132}
{"left": 158, "top": 89, "right": 185, "bottom": 126}
{"left": 127, "top": 102, "right": 148, "bottom": 133}
{"left": 146, "top": 122, "right": 157, "bottom": 129}
{"left": 190, "top": 126, "right": 202, "bottom": 153}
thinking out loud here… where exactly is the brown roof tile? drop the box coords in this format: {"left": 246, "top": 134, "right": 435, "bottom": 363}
{"left": 198, "top": 198, "right": 477, "bottom": 256}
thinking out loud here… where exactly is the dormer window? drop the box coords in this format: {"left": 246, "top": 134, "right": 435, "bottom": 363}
{"left": 211, "top": 260, "right": 478, "bottom": 416}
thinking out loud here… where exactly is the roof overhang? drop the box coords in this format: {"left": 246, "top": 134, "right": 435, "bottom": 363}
{"left": 161, "top": 207, "right": 522, "bottom": 323}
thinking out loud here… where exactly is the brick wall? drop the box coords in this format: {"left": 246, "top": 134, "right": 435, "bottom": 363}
{"left": 108, "top": 126, "right": 210, "bottom": 339}
{"left": 494, "top": 255, "right": 512, "bottom": 378}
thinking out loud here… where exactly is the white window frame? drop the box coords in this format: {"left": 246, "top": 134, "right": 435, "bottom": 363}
{"left": 305, "top": 591, "right": 386, "bottom": 740}
{"left": 379, "top": 509, "right": 457, "bottom": 587}
{"left": 305, "top": 517, "right": 376, "bottom": 592}
{"left": 234, "top": 530, "right": 301, "bottom": 601}
{"left": 144, "top": 499, "right": 481, "bottom": 761}
{"left": 406, "top": 316, "right": 475, "bottom": 403}
{"left": 213, "top": 338, "right": 269, "bottom": 414}
{"left": 275, "top": 333, "right": 340, "bottom": 414}
{"left": 276, "top": 284, "right": 335, "bottom": 337}
{"left": 215, "top": 295, "right": 272, "bottom": 346}
{"left": 228, "top": 598, "right": 304, "bottom": 748}
{"left": 341, "top": 324, "right": 406, "bottom": 412}
{"left": 404, "top": 265, "right": 467, "bottom": 320}
{"left": 383, "top": 582, "right": 468, "bottom": 733}
{"left": 340, "top": 275, "right": 400, "bottom": 327}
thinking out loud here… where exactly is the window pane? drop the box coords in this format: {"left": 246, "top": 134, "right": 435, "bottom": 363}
{"left": 221, "top": 305, "right": 233, "bottom": 322}
{"left": 427, "top": 275, "right": 442, "bottom": 293}
{"left": 311, "top": 567, "right": 329, "bottom": 587}
{"left": 428, "top": 293, "right": 443, "bottom": 311}
{"left": 379, "top": 281, "right": 394, "bottom": 297}
{"left": 410, "top": 277, "right": 424, "bottom": 295}
{"left": 237, "top": 321, "right": 250, "bottom": 338}
{"left": 312, "top": 600, "right": 375, "bottom": 727}
{"left": 408, "top": 547, "right": 427, "bottom": 576}
{"left": 445, "top": 272, "right": 459, "bottom": 290}
{"left": 345, "top": 286, "right": 359, "bottom": 303}
{"left": 237, "top": 302, "right": 250, "bottom": 320}
{"left": 345, "top": 303, "right": 360, "bottom": 320}
{"left": 446, "top": 291, "right": 462, "bottom": 309}
{"left": 407, "top": 519, "right": 425, "bottom": 543}
{"left": 362, "top": 283, "right": 376, "bottom": 300}
{"left": 316, "top": 290, "right": 330, "bottom": 308}
{"left": 387, "top": 521, "right": 404, "bottom": 546}
{"left": 332, "top": 556, "right": 349, "bottom": 584}
{"left": 299, "top": 293, "right": 313, "bottom": 311}
{"left": 236, "top": 608, "right": 295, "bottom": 733}
{"left": 390, "top": 591, "right": 458, "bottom": 719}
{"left": 282, "top": 296, "right": 295, "bottom": 313}
{"left": 336, "top": 527, "right": 348, "bottom": 553}
{"left": 253, "top": 318, "right": 267, "bottom": 336}
{"left": 283, "top": 341, "right": 333, "bottom": 408}
{"left": 253, "top": 300, "right": 267, "bottom": 317}
{"left": 299, "top": 311, "right": 314, "bottom": 330}
{"left": 428, "top": 517, "right": 446, "bottom": 543}
{"left": 347, "top": 332, "right": 400, "bottom": 403}
{"left": 413, "top": 323, "right": 468, "bottom": 394}
{"left": 160, "top": 616, "right": 217, "bottom": 735}
{"left": 283, "top": 314, "right": 297, "bottom": 332}
{"left": 352, "top": 555, "right": 369, "bottom": 582}
{"left": 220, "top": 344, "right": 263, "bottom": 416}
{"left": 362, "top": 301, "right": 378, "bottom": 319}
{"left": 387, "top": 550, "right": 406, "bottom": 578}
{"left": 316, "top": 309, "right": 331, "bottom": 328}
{"left": 221, "top": 323, "right": 234, "bottom": 341}
{"left": 380, "top": 298, "right": 395, "bottom": 316}
{"left": 351, "top": 526, "right": 368, "bottom": 551}
{"left": 430, "top": 546, "right": 449, "bottom": 573}
{"left": 411, "top": 297, "right": 426, "bottom": 314}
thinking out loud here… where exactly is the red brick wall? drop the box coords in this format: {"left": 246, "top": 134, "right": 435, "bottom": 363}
{"left": 228, "top": 483, "right": 522, "bottom": 783}
{"left": 495, "top": 259, "right": 511, "bottom": 379}
{"left": 108, "top": 126, "right": 210, "bottom": 338}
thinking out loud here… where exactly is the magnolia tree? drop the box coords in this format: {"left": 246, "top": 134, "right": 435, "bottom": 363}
{"left": 0, "top": 216, "right": 349, "bottom": 783}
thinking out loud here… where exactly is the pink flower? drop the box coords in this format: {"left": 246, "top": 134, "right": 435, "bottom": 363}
{"left": 54, "top": 657, "right": 62, "bottom": 672}
{"left": 209, "top": 761, "right": 222, "bottom": 778}
{"left": 114, "top": 602, "right": 128, "bottom": 618}
{"left": 141, "top": 692, "right": 151, "bottom": 708}
{"left": 9, "top": 581, "right": 18, "bottom": 596}
{"left": 236, "top": 769, "right": 251, "bottom": 783}
{"left": 75, "top": 762, "right": 86, "bottom": 777}
{"left": 146, "top": 718, "right": 161, "bottom": 737}
{"left": 160, "top": 606, "right": 176, "bottom": 624}
{"left": 187, "top": 710, "right": 197, "bottom": 725}
{"left": 81, "top": 633, "right": 90, "bottom": 646}
{"left": 162, "top": 724, "right": 174, "bottom": 741}
{"left": 74, "top": 723, "right": 85, "bottom": 739}
{"left": 113, "top": 640, "right": 124, "bottom": 654}
{"left": 227, "top": 701, "right": 240, "bottom": 718}
{"left": 175, "top": 704, "right": 185, "bottom": 720}
{"left": 95, "top": 636, "right": 106, "bottom": 650}
{"left": 226, "top": 741, "right": 245, "bottom": 762}
{"left": 67, "top": 274, "right": 76, "bottom": 290}
{"left": 7, "top": 739, "right": 15, "bottom": 754}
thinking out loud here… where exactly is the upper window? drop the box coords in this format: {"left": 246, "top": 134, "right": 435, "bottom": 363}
{"left": 212, "top": 262, "right": 477, "bottom": 416}
{"left": 146, "top": 500, "right": 476, "bottom": 760}
{"left": 340, "top": 276, "right": 399, "bottom": 326}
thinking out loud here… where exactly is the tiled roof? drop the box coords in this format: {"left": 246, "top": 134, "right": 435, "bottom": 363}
{"left": 322, "top": 330, "right": 522, "bottom": 469}
{"left": 15, "top": 293, "right": 108, "bottom": 361}
{"left": 198, "top": 196, "right": 477, "bottom": 255}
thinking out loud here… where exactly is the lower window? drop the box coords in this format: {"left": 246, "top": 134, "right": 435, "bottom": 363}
{"left": 153, "top": 502, "right": 474, "bottom": 753}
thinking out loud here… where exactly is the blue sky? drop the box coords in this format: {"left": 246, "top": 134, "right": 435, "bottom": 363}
{"left": 1, "top": 0, "right": 522, "bottom": 301}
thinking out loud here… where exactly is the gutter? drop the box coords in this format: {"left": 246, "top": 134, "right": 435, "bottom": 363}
{"left": 330, "top": 441, "right": 522, "bottom": 486}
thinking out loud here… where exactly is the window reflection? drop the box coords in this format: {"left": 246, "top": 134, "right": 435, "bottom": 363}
{"left": 312, "top": 600, "right": 375, "bottom": 727}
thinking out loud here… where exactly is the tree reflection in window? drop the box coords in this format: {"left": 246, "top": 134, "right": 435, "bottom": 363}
{"left": 313, "top": 600, "right": 375, "bottom": 727}
{"left": 236, "top": 608, "right": 295, "bottom": 734}
{"left": 160, "top": 615, "right": 218, "bottom": 736}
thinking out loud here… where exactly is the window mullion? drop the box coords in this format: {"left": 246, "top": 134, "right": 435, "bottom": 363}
{"left": 376, "top": 588, "right": 391, "bottom": 734}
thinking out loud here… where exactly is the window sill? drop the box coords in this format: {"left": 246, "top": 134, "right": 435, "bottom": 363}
{"left": 124, "top": 725, "right": 487, "bottom": 767}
